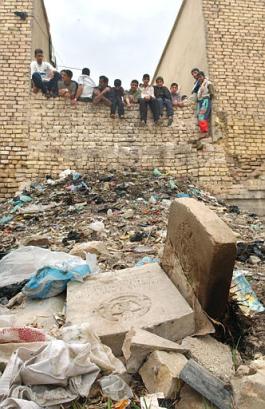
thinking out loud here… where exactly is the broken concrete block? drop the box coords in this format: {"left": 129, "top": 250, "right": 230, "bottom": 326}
{"left": 181, "top": 336, "right": 235, "bottom": 382}
{"left": 66, "top": 263, "right": 195, "bottom": 355}
{"left": 179, "top": 359, "right": 234, "bottom": 409}
{"left": 178, "top": 384, "right": 218, "bottom": 409}
{"left": 122, "top": 328, "right": 188, "bottom": 373}
{"left": 162, "top": 198, "right": 237, "bottom": 319}
{"left": 232, "top": 370, "right": 265, "bottom": 409}
{"left": 139, "top": 350, "right": 187, "bottom": 398}
{"left": 70, "top": 241, "right": 108, "bottom": 258}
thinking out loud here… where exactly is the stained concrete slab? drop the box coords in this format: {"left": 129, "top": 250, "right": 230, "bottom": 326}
{"left": 162, "top": 198, "right": 237, "bottom": 319}
{"left": 13, "top": 295, "right": 65, "bottom": 331}
{"left": 66, "top": 263, "right": 195, "bottom": 355}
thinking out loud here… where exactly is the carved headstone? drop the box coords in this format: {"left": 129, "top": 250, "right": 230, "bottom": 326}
{"left": 162, "top": 198, "right": 237, "bottom": 319}
{"left": 66, "top": 263, "right": 195, "bottom": 355}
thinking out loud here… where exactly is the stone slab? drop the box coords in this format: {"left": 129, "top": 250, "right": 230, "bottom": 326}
{"left": 66, "top": 263, "right": 195, "bottom": 355}
{"left": 162, "top": 198, "right": 237, "bottom": 319}
{"left": 122, "top": 328, "right": 188, "bottom": 373}
{"left": 13, "top": 295, "right": 65, "bottom": 331}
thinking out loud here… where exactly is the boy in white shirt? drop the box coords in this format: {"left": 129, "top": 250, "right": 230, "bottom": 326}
{"left": 30, "top": 49, "right": 60, "bottom": 96}
{"left": 74, "top": 68, "right": 96, "bottom": 103}
{"left": 139, "top": 74, "right": 159, "bottom": 125}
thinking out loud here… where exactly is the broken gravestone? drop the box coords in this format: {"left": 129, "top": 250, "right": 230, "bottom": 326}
{"left": 66, "top": 263, "right": 195, "bottom": 355}
{"left": 122, "top": 328, "right": 188, "bottom": 373}
{"left": 139, "top": 350, "right": 187, "bottom": 398}
{"left": 162, "top": 198, "right": 237, "bottom": 319}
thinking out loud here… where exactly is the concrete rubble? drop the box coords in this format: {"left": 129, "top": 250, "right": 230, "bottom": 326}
{"left": 181, "top": 335, "right": 235, "bottom": 382}
{"left": 0, "top": 169, "right": 264, "bottom": 408}
{"left": 139, "top": 350, "right": 187, "bottom": 398}
{"left": 232, "top": 357, "right": 265, "bottom": 409}
{"left": 122, "top": 328, "right": 188, "bottom": 373}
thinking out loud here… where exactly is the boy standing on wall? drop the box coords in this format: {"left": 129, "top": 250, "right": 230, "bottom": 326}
{"left": 139, "top": 74, "right": 159, "bottom": 126}
{"left": 30, "top": 49, "right": 61, "bottom": 96}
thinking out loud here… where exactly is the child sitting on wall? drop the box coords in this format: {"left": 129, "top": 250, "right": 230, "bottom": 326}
{"left": 110, "top": 79, "right": 125, "bottom": 119}
{"left": 154, "top": 76, "right": 174, "bottom": 126}
{"left": 170, "top": 83, "right": 184, "bottom": 107}
{"left": 93, "top": 76, "right": 112, "bottom": 106}
{"left": 58, "top": 70, "right": 77, "bottom": 105}
{"left": 139, "top": 74, "right": 160, "bottom": 126}
{"left": 30, "top": 48, "right": 61, "bottom": 97}
{"left": 124, "top": 80, "right": 141, "bottom": 108}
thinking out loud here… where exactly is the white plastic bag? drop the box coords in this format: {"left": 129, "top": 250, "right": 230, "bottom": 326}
{"left": 0, "top": 246, "right": 91, "bottom": 287}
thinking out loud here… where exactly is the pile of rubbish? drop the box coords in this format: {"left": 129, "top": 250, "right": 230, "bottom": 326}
{"left": 0, "top": 169, "right": 264, "bottom": 409}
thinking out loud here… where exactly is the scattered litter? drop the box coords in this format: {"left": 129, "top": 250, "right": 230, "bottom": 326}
{"left": 237, "top": 240, "right": 265, "bottom": 262}
{"left": 231, "top": 270, "right": 265, "bottom": 315}
{"left": 153, "top": 168, "right": 162, "bottom": 177}
{"left": 88, "top": 221, "right": 105, "bottom": 233}
{"left": 114, "top": 399, "right": 131, "bottom": 409}
{"left": 61, "top": 323, "right": 125, "bottom": 374}
{"left": 136, "top": 257, "right": 160, "bottom": 267}
{"left": 0, "top": 216, "right": 13, "bottom": 226}
{"left": 99, "top": 374, "right": 133, "bottom": 401}
{"left": 22, "top": 262, "right": 92, "bottom": 299}
{"left": 0, "top": 340, "right": 100, "bottom": 407}
{"left": 0, "top": 327, "right": 47, "bottom": 343}
{"left": 176, "top": 193, "right": 191, "bottom": 198}
{"left": 140, "top": 393, "right": 165, "bottom": 409}
{"left": 0, "top": 246, "right": 94, "bottom": 290}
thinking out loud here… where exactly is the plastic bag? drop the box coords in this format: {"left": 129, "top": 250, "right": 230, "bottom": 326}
{"left": 0, "top": 246, "right": 95, "bottom": 292}
{"left": 22, "top": 263, "right": 91, "bottom": 299}
{"left": 99, "top": 375, "right": 133, "bottom": 401}
{"left": 61, "top": 323, "right": 125, "bottom": 374}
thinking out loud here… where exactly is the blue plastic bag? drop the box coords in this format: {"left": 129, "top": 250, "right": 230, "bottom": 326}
{"left": 23, "top": 263, "right": 91, "bottom": 299}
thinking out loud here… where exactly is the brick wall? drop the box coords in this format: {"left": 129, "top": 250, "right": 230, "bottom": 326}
{"left": 202, "top": 0, "right": 265, "bottom": 183}
{"left": 0, "top": 0, "right": 32, "bottom": 196}
{"left": 24, "top": 96, "right": 232, "bottom": 195}
{"left": 1, "top": 0, "right": 264, "bottom": 199}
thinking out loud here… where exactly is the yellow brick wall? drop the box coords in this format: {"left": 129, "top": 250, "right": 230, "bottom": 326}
{"left": 0, "top": 0, "right": 33, "bottom": 196}
{"left": 1, "top": 0, "right": 264, "bottom": 198}
{"left": 202, "top": 0, "right": 265, "bottom": 182}
{"left": 24, "top": 96, "right": 231, "bottom": 197}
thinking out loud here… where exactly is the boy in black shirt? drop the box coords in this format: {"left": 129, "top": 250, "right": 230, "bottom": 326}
{"left": 154, "top": 76, "right": 173, "bottom": 126}
{"left": 110, "top": 79, "right": 125, "bottom": 119}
